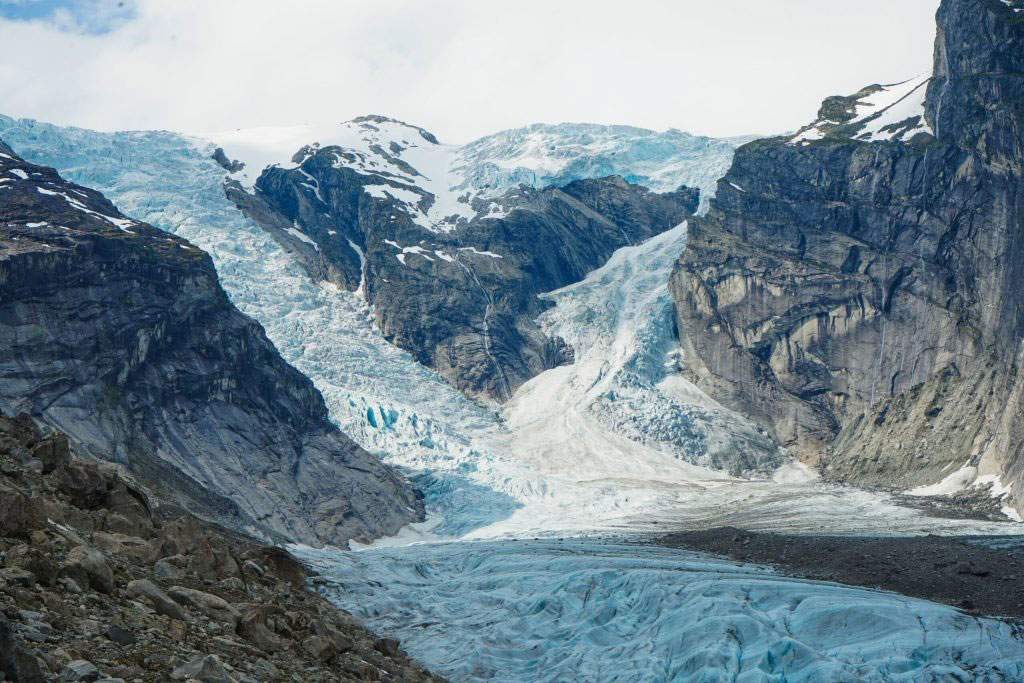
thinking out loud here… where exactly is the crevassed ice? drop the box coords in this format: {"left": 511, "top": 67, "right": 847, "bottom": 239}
{"left": 454, "top": 122, "right": 752, "bottom": 212}
{"left": 295, "top": 539, "right": 1024, "bottom": 683}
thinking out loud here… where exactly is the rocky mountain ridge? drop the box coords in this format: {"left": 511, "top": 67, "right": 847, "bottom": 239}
{"left": 217, "top": 117, "right": 701, "bottom": 401}
{"left": 0, "top": 140, "right": 423, "bottom": 546}
{"left": 670, "top": 0, "right": 1024, "bottom": 518}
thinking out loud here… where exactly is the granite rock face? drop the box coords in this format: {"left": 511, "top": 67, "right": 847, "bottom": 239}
{"left": 0, "top": 142, "right": 422, "bottom": 545}
{"left": 670, "top": 0, "right": 1024, "bottom": 516}
{"left": 223, "top": 119, "right": 699, "bottom": 401}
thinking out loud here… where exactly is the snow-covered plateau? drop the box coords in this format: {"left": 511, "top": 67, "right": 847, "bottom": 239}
{"left": 3, "top": 114, "right": 1024, "bottom": 681}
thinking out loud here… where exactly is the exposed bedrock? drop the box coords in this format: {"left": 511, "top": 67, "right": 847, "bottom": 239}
{"left": 230, "top": 135, "right": 699, "bottom": 401}
{"left": 670, "top": 0, "right": 1024, "bottom": 515}
{"left": 0, "top": 142, "right": 422, "bottom": 546}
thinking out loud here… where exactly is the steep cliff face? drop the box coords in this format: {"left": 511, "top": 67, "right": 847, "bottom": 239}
{"left": 217, "top": 117, "right": 699, "bottom": 401}
{"left": 670, "top": 0, "right": 1024, "bottom": 516}
{"left": 0, "top": 142, "right": 423, "bottom": 545}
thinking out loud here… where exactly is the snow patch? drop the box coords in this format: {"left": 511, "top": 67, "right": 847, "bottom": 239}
{"left": 791, "top": 75, "right": 932, "bottom": 145}
{"left": 457, "top": 246, "right": 502, "bottom": 259}
{"left": 285, "top": 224, "right": 319, "bottom": 250}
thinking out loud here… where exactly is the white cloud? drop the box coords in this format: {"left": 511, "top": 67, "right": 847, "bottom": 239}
{"left": 0, "top": 0, "right": 939, "bottom": 142}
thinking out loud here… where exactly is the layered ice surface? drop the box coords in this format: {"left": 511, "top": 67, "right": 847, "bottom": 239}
{"left": 296, "top": 539, "right": 1024, "bottom": 682}
{"left": 4, "top": 114, "right": 1024, "bottom": 681}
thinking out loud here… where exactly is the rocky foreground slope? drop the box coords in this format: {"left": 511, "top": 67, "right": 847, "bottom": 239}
{"left": 0, "top": 140, "right": 422, "bottom": 546}
{"left": 216, "top": 117, "right": 699, "bottom": 401}
{"left": 0, "top": 414, "right": 441, "bottom": 682}
{"left": 670, "top": 0, "right": 1024, "bottom": 516}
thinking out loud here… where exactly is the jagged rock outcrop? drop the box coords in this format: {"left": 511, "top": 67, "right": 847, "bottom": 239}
{"left": 220, "top": 118, "right": 699, "bottom": 401}
{"left": 0, "top": 414, "right": 442, "bottom": 682}
{"left": 0, "top": 142, "right": 423, "bottom": 545}
{"left": 670, "top": 0, "right": 1024, "bottom": 516}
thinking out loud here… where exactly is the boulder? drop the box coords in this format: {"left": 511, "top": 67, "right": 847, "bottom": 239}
{"left": 168, "top": 586, "right": 239, "bottom": 626}
{"left": 33, "top": 432, "right": 70, "bottom": 474}
{"left": 125, "top": 579, "right": 189, "bottom": 621}
{"left": 235, "top": 605, "right": 287, "bottom": 653}
{"left": 92, "top": 532, "right": 150, "bottom": 560}
{"left": 301, "top": 635, "right": 338, "bottom": 662}
{"left": 60, "top": 660, "right": 100, "bottom": 682}
{"left": 153, "top": 556, "right": 184, "bottom": 581}
{"left": 0, "top": 480, "right": 45, "bottom": 538}
{"left": 5, "top": 545, "right": 57, "bottom": 587}
{"left": 54, "top": 461, "right": 112, "bottom": 510}
{"left": 170, "top": 654, "right": 238, "bottom": 683}
{"left": 60, "top": 546, "right": 114, "bottom": 594}
{"left": 153, "top": 517, "right": 238, "bottom": 579}
{"left": 374, "top": 637, "right": 401, "bottom": 658}
{"left": 0, "top": 613, "right": 19, "bottom": 678}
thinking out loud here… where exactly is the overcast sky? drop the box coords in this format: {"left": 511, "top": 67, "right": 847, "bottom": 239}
{"left": 0, "top": 0, "right": 939, "bottom": 143}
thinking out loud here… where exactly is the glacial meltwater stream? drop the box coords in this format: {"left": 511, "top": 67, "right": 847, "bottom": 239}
{"left": 5, "top": 117, "right": 1024, "bottom": 681}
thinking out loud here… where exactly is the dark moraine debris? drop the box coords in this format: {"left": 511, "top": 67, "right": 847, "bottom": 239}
{"left": 661, "top": 527, "right": 1024, "bottom": 620}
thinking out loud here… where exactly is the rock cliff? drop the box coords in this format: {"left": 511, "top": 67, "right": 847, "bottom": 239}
{"left": 670, "top": 0, "right": 1024, "bottom": 517}
{"left": 221, "top": 118, "right": 699, "bottom": 401}
{"left": 0, "top": 142, "right": 423, "bottom": 546}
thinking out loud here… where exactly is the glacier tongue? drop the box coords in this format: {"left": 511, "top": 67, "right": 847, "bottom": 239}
{"left": 296, "top": 539, "right": 1024, "bottom": 683}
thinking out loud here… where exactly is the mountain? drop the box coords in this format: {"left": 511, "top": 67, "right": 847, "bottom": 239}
{"left": 670, "top": 0, "right": 1024, "bottom": 519}
{"left": 214, "top": 116, "right": 702, "bottom": 401}
{"left": 0, "top": 139, "right": 423, "bottom": 545}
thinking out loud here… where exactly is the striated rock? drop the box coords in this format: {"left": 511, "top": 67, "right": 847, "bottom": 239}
{"left": 0, "top": 146, "right": 422, "bottom": 546}
{"left": 670, "top": 0, "right": 1024, "bottom": 515}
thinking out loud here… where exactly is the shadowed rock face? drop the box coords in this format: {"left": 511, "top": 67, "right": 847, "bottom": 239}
{"left": 0, "top": 143, "right": 423, "bottom": 546}
{"left": 231, "top": 137, "right": 699, "bottom": 401}
{"left": 670, "top": 0, "right": 1024, "bottom": 515}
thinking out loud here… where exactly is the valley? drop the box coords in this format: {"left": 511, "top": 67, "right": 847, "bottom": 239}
{"left": 2, "top": 0, "right": 1024, "bottom": 679}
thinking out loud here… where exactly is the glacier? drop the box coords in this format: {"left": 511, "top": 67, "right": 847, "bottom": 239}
{"left": 3, "top": 113, "right": 1024, "bottom": 681}
{"left": 454, "top": 122, "right": 753, "bottom": 211}
{"left": 295, "top": 539, "right": 1024, "bottom": 682}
